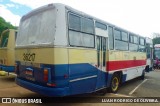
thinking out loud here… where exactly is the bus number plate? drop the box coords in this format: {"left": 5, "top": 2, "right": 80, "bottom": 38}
{"left": 25, "top": 70, "right": 33, "bottom": 76}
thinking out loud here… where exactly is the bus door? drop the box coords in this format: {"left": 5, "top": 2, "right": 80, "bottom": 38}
{"left": 96, "top": 36, "right": 107, "bottom": 88}
{"left": 146, "top": 43, "right": 153, "bottom": 71}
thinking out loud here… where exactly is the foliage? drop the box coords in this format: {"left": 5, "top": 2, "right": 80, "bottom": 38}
{"left": 0, "top": 17, "right": 17, "bottom": 36}
{"left": 153, "top": 37, "right": 160, "bottom": 45}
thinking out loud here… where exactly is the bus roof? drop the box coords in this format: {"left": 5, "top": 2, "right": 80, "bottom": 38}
{"left": 65, "top": 3, "right": 145, "bottom": 38}
{"left": 21, "top": 3, "right": 145, "bottom": 38}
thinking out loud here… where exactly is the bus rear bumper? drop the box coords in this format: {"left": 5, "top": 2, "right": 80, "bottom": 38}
{"left": 1, "top": 65, "right": 15, "bottom": 72}
{"left": 15, "top": 77, "right": 70, "bottom": 97}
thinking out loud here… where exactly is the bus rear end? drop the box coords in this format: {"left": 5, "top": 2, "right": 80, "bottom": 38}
{"left": 15, "top": 4, "right": 70, "bottom": 96}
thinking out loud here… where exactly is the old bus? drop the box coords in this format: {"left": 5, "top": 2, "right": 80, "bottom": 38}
{"left": 0, "top": 29, "right": 17, "bottom": 74}
{"left": 154, "top": 44, "right": 160, "bottom": 59}
{"left": 15, "top": 3, "right": 147, "bottom": 96}
{"left": 153, "top": 44, "right": 160, "bottom": 68}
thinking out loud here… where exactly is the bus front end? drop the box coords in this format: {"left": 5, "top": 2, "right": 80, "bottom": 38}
{"left": 15, "top": 4, "right": 70, "bottom": 96}
{"left": 153, "top": 44, "right": 160, "bottom": 69}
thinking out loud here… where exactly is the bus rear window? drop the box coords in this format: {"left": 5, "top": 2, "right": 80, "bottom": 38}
{"left": 16, "top": 8, "right": 56, "bottom": 46}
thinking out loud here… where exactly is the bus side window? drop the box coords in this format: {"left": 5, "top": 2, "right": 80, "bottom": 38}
{"left": 68, "top": 13, "right": 95, "bottom": 48}
{"left": 129, "top": 34, "right": 138, "bottom": 51}
{"left": 114, "top": 29, "right": 128, "bottom": 51}
{"left": 139, "top": 37, "right": 145, "bottom": 52}
{"left": 108, "top": 26, "right": 114, "bottom": 50}
{"left": 0, "top": 31, "right": 9, "bottom": 47}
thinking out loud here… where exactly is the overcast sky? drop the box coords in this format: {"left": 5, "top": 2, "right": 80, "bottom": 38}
{"left": 0, "top": 0, "right": 160, "bottom": 38}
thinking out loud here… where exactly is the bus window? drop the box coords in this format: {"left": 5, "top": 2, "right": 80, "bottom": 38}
{"left": 81, "top": 17, "right": 94, "bottom": 34}
{"left": 0, "top": 30, "right": 9, "bottom": 47}
{"left": 146, "top": 44, "right": 151, "bottom": 58}
{"left": 68, "top": 13, "right": 95, "bottom": 48}
{"left": 95, "top": 22, "right": 107, "bottom": 30}
{"left": 115, "top": 29, "right": 121, "bottom": 40}
{"left": 108, "top": 26, "right": 114, "bottom": 50}
{"left": 140, "top": 38, "right": 145, "bottom": 45}
{"left": 122, "top": 31, "right": 128, "bottom": 41}
{"left": 139, "top": 37, "right": 145, "bottom": 52}
{"left": 16, "top": 8, "right": 56, "bottom": 46}
{"left": 129, "top": 34, "right": 138, "bottom": 51}
{"left": 154, "top": 47, "right": 160, "bottom": 59}
{"left": 133, "top": 36, "right": 138, "bottom": 44}
{"left": 69, "top": 14, "right": 81, "bottom": 31}
{"left": 114, "top": 29, "right": 128, "bottom": 50}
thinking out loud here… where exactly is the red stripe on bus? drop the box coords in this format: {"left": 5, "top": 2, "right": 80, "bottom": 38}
{"left": 106, "top": 60, "right": 146, "bottom": 71}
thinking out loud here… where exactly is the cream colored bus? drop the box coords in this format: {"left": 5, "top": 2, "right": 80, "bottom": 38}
{"left": 15, "top": 3, "right": 147, "bottom": 96}
{"left": 0, "top": 29, "right": 17, "bottom": 74}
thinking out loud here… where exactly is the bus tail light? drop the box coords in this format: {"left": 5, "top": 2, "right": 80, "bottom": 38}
{"left": 43, "top": 68, "right": 56, "bottom": 87}
{"left": 43, "top": 68, "right": 48, "bottom": 82}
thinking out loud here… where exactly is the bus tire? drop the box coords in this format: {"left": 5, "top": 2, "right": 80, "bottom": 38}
{"left": 140, "top": 70, "right": 145, "bottom": 80}
{"left": 109, "top": 73, "right": 120, "bottom": 93}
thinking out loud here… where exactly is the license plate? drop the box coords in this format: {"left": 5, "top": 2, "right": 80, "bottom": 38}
{"left": 25, "top": 70, "right": 33, "bottom": 76}
{"left": 25, "top": 68, "right": 33, "bottom": 76}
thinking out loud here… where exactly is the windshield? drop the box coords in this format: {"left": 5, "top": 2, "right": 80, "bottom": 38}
{"left": 154, "top": 48, "right": 160, "bottom": 59}
{"left": 16, "top": 8, "right": 56, "bottom": 46}
{"left": 0, "top": 30, "right": 9, "bottom": 48}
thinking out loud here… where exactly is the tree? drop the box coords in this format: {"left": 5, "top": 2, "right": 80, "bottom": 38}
{"left": 152, "top": 33, "right": 160, "bottom": 45}
{"left": 152, "top": 32, "right": 160, "bottom": 45}
{"left": 0, "top": 17, "right": 16, "bottom": 36}
{"left": 153, "top": 37, "right": 160, "bottom": 45}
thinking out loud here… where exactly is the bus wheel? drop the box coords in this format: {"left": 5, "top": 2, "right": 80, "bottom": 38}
{"left": 109, "top": 73, "right": 120, "bottom": 93}
{"left": 140, "top": 70, "right": 145, "bottom": 80}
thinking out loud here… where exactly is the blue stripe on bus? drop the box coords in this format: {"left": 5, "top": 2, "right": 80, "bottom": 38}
{"left": 1, "top": 65, "right": 15, "bottom": 72}
{"left": 122, "top": 74, "right": 127, "bottom": 83}
{"left": 16, "top": 77, "right": 70, "bottom": 97}
{"left": 16, "top": 62, "right": 114, "bottom": 96}
{"left": 69, "top": 63, "right": 98, "bottom": 78}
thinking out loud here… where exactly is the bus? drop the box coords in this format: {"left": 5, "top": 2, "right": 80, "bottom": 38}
{"left": 15, "top": 3, "right": 147, "bottom": 96}
{"left": 0, "top": 29, "right": 17, "bottom": 74}
{"left": 145, "top": 37, "right": 153, "bottom": 71}
{"left": 153, "top": 44, "right": 160, "bottom": 68}
{"left": 154, "top": 44, "right": 160, "bottom": 59}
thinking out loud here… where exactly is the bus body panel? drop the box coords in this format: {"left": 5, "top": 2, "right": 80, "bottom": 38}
{"left": 16, "top": 78, "right": 70, "bottom": 96}
{"left": 107, "top": 51, "right": 146, "bottom": 81}
{"left": 68, "top": 48, "right": 107, "bottom": 94}
{"left": 16, "top": 47, "right": 109, "bottom": 96}
{"left": 0, "top": 29, "right": 16, "bottom": 72}
{"left": 0, "top": 48, "right": 7, "bottom": 70}
{"left": 16, "top": 47, "right": 68, "bottom": 64}
{"left": 16, "top": 47, "right": 69, "bottom": 87}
